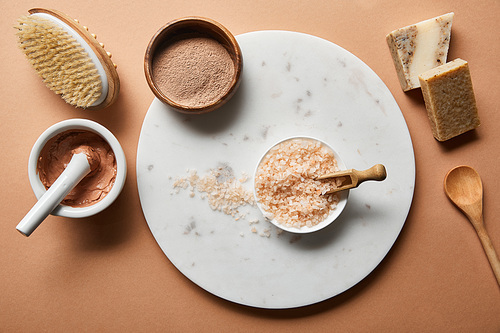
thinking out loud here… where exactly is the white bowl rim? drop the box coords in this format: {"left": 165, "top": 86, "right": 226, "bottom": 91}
{"left": 28, "top": 119, "right": 127, "bottom": 218}
{"left": 253, "top": 136, "right": 349, "bottom": 234}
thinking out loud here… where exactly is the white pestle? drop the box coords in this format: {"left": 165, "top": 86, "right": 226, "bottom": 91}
{"left": 16, "top": 153, "right": 91, "bottom": 237}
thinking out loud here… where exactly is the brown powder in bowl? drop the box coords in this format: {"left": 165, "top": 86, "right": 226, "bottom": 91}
{"left": 152, "top": 36, "right": 235, "bottom": 108}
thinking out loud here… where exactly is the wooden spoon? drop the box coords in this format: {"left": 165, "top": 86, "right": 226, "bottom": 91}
{"left": 444, "top": 165, "right": 500, "bottom": 286}
{"left": 317, "top": 164, "right": 387, "bottom": 194}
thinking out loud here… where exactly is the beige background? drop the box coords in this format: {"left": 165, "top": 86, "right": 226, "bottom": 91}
{"left": 2, "top": 0, "right": 499, "bottom": 331}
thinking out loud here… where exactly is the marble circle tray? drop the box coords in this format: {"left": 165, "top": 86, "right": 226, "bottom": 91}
{"left": 137, "top": 31, "right": 415, "bottom": 309}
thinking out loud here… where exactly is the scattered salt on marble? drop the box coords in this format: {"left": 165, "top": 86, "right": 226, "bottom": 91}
{"left": 239, "top": 172, "right": 248, "bottom": 183}
{"left": 173, "top": 167, "right": 255, "bottom": 217}
{"left": 259, "top": 228, "right": 271, "bottom": 238}
{"left": 172, "top": 165, "right": 300, "bottom": 239}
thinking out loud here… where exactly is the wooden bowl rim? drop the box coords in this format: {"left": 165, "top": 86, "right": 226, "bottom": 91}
{"left": 144, "top": 16, "right": 242, "bottom": 114}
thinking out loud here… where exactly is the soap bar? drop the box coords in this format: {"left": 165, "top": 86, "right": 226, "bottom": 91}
{"left": 418, "top": 58, "right": 480, "bottom": 141}
{"left": 386, "top": 13, "right": 454, "bottom": 91}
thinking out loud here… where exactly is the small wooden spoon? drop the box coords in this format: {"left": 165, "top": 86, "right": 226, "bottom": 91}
{"left": 317, "top": 164, "right": 387, "bottom": 194}
{"left": 444, "top": 165, "right": 500, "bottom": 286}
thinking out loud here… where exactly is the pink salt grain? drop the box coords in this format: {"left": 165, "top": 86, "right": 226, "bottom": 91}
{"left": 254, "top": 138, "right": 342, "bottom": 229}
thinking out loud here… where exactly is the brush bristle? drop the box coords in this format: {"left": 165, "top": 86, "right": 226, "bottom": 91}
{"left": 15, "top": 15, "right": 102, "bottom": 108}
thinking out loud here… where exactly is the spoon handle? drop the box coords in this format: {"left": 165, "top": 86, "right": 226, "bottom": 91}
{"left": 474, "top": 222, "right": 500, "bottom": 286}
{"left": 354, "top": 164, "right": 387, "bottom": 185}
{"left": 319, "top": 164, "right": 387, "bottom": 194}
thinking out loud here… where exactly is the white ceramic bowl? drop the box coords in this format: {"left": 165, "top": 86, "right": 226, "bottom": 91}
{"left": 254, "top": 136, "right": 349, "bottom": 233}
{"left": 28, "top": 119, "right": 127, "bottom": 218}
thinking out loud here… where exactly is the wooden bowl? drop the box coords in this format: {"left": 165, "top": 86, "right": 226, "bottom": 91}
{"left": 144, "top": 17, "right": 242, "bottom": 114}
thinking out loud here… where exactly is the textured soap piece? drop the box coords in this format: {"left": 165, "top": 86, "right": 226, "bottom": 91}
{"left": 418, "top": 58, "right": 480, "bottom": 141}
{"left": 386, "top": 13, "right": 454, "bottom": 91}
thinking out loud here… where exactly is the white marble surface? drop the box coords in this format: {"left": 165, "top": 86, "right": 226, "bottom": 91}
{"left": 136, "top": 31, "right": 415, "bottom": 309}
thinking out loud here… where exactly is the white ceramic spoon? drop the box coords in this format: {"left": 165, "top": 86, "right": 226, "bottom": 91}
{"left": 16, "top": 153, "right": 91, "bottom": 237}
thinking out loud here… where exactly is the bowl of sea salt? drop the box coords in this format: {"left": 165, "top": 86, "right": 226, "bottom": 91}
{"left": 254, "top": 136, "right": 349, "bottom": 234}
